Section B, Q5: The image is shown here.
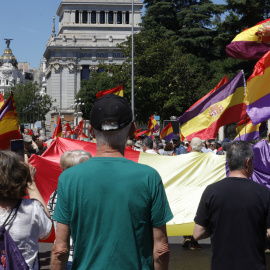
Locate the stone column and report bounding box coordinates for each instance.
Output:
[122,12,125,24]
[96,11,100,24]
[85,120,90,137]
[105,11,108,24]
[74,112,78,127]
[218,126,224,142]
[71,10,76,24]
[79,11,82,24]
[88,11,91,24]
[78,111,83,123]
[114,12,117,24]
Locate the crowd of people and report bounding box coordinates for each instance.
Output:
[0,94,270,270]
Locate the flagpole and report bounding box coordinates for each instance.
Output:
[131,0,135,120]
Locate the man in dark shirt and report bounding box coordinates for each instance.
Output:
[193,141,270,270]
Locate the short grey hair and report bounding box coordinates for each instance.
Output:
[142,138,153,149]
[39,135,47,142]
[227,141,254,171]
[60,150,92,171]
[190,137,203,152]
[93,121,132,150]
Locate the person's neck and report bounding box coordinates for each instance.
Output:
[229,170,248,179]
[95,144,125,157]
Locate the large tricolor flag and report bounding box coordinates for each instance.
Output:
[178,71,247,141]
[96,84,124,99]
[0,94,4,109]
[0,93,21,150]
[29,137,270,244]
[160,122,174,141]
[226,19,270,61]
[187,75,228,111]
[52,117,62,139]
[148,115,160,133]
[234,117,260,141]
[246,51,270,125]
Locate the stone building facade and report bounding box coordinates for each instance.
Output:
[43,0,143,129]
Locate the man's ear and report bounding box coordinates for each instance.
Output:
[89,125,95,138]
[128,122,136,139]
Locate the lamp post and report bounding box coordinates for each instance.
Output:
[32,101,36,127]
[28,105,32,128]
[71,98,84,138]
[36,95,42,121]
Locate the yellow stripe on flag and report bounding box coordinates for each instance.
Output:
[181,86,245,137]
[0,112,20,136]
[138,152,226,233]
[232,24,263,42]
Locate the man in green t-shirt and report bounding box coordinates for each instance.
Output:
[51,94,173,270]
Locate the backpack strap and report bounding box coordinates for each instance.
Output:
[2,199,22,229]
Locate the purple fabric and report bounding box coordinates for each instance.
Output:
[246,92,270,125]
[0,99,13,122]
[234,131,259,142]
[0,226,29,270]
[226,41,270,61]
[164,133,174,141]
[251,140,270,189]
[178,71,244,124]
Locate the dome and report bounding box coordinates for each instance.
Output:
[0,46,18,67]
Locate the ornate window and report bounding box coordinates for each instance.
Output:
[108,11,113,24]
[75,11,79,23]
[82,11,88,24]
[91,11,96,24]
[117,12,122,24]
[100,11,105,24]
[126,11,130,24]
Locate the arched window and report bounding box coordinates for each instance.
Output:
[88,53,92,57]
[100,53,104,58]
[126,11,130,24]
[81,65,90,81]
[96,53,100,58]
[117,12,122,24]
[113,53,116,58]
[105,53,108,58]
[75,10,79,23]
[91,11,96,24]
[80,53,84,57]
[108,11,113,24]
[82,11,88,23]
[100,11,105,24]
[117,53,121,58]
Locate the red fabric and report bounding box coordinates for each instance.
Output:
[73,119,83,134]
[187,75,228,111]
[78,132,88,139]
[28,130,34,136]
[29,137,140,243]
[52,117,62,139]
[96,84,123,99]
[0,94,3,102]
[248,51,270,82]
[0,130,21,150]
[62,123,72,136]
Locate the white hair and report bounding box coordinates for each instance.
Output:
[60,150,92,171]
[94,121,132,150]
[190,137,203,152]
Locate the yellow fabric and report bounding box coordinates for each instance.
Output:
[138,152,227,236]
[246,65,270,104]
[0,101,4,109]
[234,121,259,140]
[180,86,245,137]
[115,90,124,97]
[0,111,20,135]
[232,24,262,42]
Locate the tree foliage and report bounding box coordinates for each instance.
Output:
[4,82,54,124]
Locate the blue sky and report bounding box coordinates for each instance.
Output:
[0,0,225,69]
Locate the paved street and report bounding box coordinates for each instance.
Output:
[38,236,270,269]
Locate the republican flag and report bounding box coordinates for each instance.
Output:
[234,117,261,141]
[187,75,228,111]
[180,133,185,142]
[178,71,247,141]
[160,122,174,141]
[134,128,142,138]
[78,132,88,140]
[52,117,62,139]
[246,51,270,125]
[73,119,83,135]
[0,93,21,150]
[0,94,4,109]
[96,84,124,99]
[135,129,154,140]
[62,123,72,137]
[226,18,270,61]
[148,115,160,133]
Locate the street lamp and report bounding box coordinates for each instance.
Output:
[32,101,36,126]
[36,95,42,121]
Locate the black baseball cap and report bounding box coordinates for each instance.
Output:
[90,94,133,131]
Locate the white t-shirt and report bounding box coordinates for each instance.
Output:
[0,199,52,270]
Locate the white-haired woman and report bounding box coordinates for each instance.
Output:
[47,150,92,270]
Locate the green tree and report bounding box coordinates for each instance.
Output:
[4,82,54,124]
[75,72,115,119]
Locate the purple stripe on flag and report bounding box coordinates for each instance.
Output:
[0,99,13,122]
[246,92,270,125]
[178,72,244,124]
[234,131,259,142]
[164,133,174,142]
[226,41,270,61]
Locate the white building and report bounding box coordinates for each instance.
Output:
[43,0,143,129]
